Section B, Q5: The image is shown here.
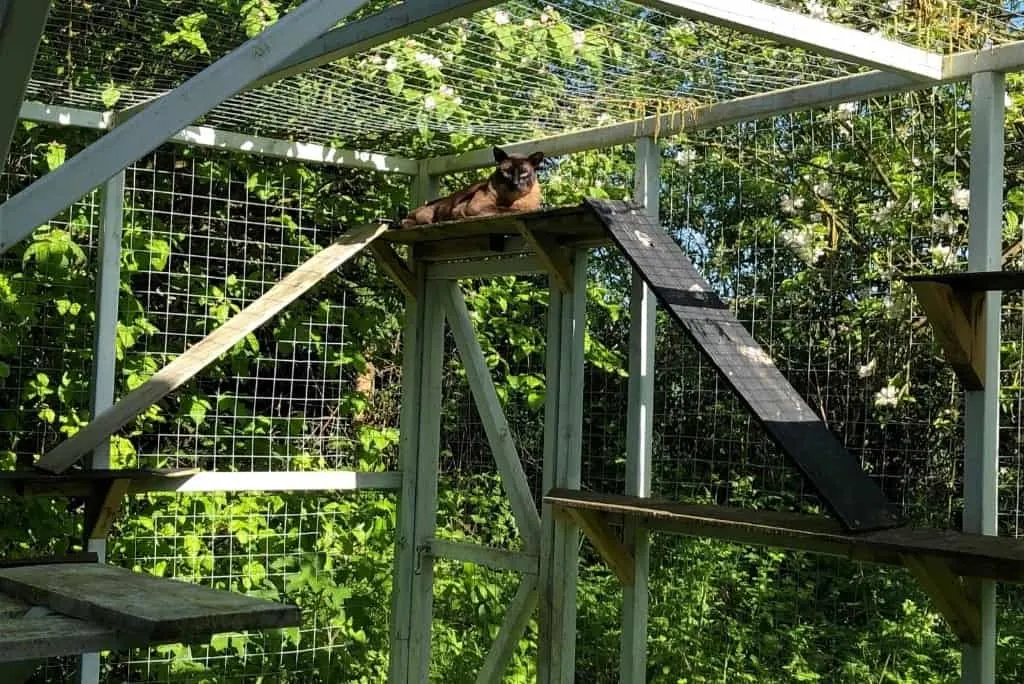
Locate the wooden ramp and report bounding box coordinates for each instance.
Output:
[583,199,897,532]
[36,222,389,474]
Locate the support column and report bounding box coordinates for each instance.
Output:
[538,249,588,684]
[78,171,125,684]
[621,138,659,683]
[389,264,445,684]
[962,72,1004,684]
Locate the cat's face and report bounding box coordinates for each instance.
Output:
[493,147,545,192]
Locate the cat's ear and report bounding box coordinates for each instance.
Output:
[493,147,509,163]
[527,151,545,167]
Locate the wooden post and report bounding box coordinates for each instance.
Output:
[77,171,124,684]
[621,137,659,683]
[962,70,1004,684]
[537,249,587,683]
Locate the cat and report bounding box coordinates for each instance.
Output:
[398,147,545,228]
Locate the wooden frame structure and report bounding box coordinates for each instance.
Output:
[0,2,1022,683]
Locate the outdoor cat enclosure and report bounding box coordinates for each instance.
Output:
[2,0,1024,683]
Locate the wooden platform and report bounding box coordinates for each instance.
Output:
[380,205,610,262]
[0,468,200,497]
[545,489,1024,582]
[0,563,300,662]
[903,271,1024,390]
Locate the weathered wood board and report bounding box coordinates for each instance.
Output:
[37,222,388,474]
[0,615,122,662]
[585,198,897,532]
[905,270,1024,292]
[545,489,1024,583]
[0,563,300,641]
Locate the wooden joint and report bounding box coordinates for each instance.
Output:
[85,478,131,541]
[561,506,635,586]
[369,242,416,298]
[901,553,981,645]
[516,222,573,293]
[909,281,986,390]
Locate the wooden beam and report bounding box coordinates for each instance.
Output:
[908,281,985,390]
[562,508,634,586]
[517,223,574,294]
[0,0,53,175]
[476,575,538,684]
[369,242,416,298]
[905,270,1024,293]
[634,0,942,79]
[901,554,981,645]
[543,489,1024,584]
[0,614,123,663]
[36,223,388,474]
[84,479,130,541]
[427,539,538,575]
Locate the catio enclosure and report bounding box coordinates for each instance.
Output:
[4,0,1024,682]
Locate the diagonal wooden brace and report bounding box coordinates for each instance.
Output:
[908,281,986,390]
[84,478,131,542]
[516,222,574,294]
[369,242,416,298]
[36,223,387,474]
[562,507,635,586]
[901,553,981,645]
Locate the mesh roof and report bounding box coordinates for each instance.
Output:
[26,0,1024,157]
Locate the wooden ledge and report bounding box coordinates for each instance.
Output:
[905,270,1024,292]
[545,489,1017,644]
[0,468,200,497]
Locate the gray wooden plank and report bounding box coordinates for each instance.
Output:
[904,270,1024,293]
[585,198,898,532]
[0,594,27,618]
[0,615,123,662]
[0,564,300,641]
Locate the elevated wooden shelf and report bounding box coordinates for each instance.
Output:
[0,562,301,663]
[545,488,1024,645]
[380,205,610,262]
[902,271,1024,390]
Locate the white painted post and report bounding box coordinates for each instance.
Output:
[537,249,588,683]
[962,71,1004,684]
[621,138,660,683]
[77,171,124,684]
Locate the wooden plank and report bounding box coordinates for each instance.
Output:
[37,222,388,474]
[426,254,547,280]
[905,270,1024,293]
[0,553,98,569]
[0,564,300,641]
[0,468,198,497]
[588,198,898,532]
[0,615,123,662]
[901,554,981,645]
[383,205,598,244]
[136,469,402,494]
[543,489,1024,583]
[369,242,416,298]
[85,478,130,540]
[908,281,985,390]
[564,508,634,586]
[0,595,28,618]
[476,575,538,684]
[517,224,573,293]
[427,539,539,575]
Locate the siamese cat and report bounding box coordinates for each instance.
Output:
[399,147,544,228]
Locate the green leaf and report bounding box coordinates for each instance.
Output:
[100,84,122,108]
[44,143,66,171]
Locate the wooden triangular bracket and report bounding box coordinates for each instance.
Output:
[907,281,986,390]
[556,505,634,586]
[900,553,981,645]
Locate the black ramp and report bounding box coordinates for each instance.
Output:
[585,199,899,532]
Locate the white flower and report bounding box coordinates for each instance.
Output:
[424,95,436,111]
[874,385,899,408]
[930,244,953,266]
[872,200,895,223]
[911,156,922,167]
[439,85,454,97]
[836,101,857,120]
[524,18,535,27]
[415,51,442,69]
[1006,91,1015,109]
[886,0,903,10]
[908,196,921,212]
[384,56,398,72]
[674,148,697,166]
[540,11,551,23]
[951,186,970,209]
[858,359,877,378]
[934,212,957,235]
[813,180,833,199]
[809,212,823,224]
[573,30,585,49]
[453,96,463,106]
[779,194,797,215]
[494,10,511,25]
[370,55,383,65]
[805,0,827,20]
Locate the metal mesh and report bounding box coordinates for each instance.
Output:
[31,0,1012,156]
